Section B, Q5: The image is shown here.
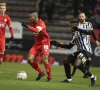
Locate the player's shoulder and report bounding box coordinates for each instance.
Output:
[86,21,92,25]
[4,14,11,19]
[38,19,45,24]
[37,19,46,27]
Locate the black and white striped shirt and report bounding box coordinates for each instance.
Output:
[71,22,93,54]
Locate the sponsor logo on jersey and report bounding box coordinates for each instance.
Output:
[4,19,7,22]
[0,22,6,28]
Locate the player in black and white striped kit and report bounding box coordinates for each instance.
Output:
[71,13,100,78]
[50,13,100,86]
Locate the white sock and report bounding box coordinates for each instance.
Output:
[67,79,72,81]
[90,74,94,78]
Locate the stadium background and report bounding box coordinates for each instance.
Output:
[2,0,100,67]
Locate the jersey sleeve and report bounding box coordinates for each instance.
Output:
[7,16,12,27]
[89,22,93,31]
[70,35,75,45]
[7,16,14,36]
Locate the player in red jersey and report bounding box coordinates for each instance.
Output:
[0,2,14,73]
[21,11,52,82]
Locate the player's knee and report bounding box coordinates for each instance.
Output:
[74,63,80,67]
[43,55,48,60]
[42,55,49,64]
[27,54,35,63]
[87,58,91,61]
[63,58,69,64]
[0,51,4,54]
[27,57,33,63]
[74,61,81,67]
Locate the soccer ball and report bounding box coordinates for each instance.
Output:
[17,71,27,80]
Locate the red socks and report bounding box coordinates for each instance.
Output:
[0,54,4,65]
[44,64,52,79]
[29,61,43,74]
[29,61,52,79]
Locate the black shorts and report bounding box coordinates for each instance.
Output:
[66,50,93,65]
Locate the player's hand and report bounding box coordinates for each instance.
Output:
[96,40,100,46]
[9,36,14,41]
[50,40,58,46]
[21,22,28,28]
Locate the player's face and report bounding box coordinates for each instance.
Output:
[79,13,86,22]
[29,13,36,23]
[70,22,77,32]
[0,6,6,14]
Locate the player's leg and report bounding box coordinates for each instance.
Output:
[71,66,77,76]
[0,51,4,66]
[73,58,91,78]
[42,44,52,82]
[83,58,91,78]
[86,58,91,70]
[74,52,96,86]
[0,39,5,73]
[61,52,78,83]
[0,51,4,73]
[42,55,52,82]
[27,46,44,80]
[61,57,72,83]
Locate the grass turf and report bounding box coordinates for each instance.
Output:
[0,62,100,90]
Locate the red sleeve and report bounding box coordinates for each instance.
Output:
[7,16,14,36]
[7,16,12,27]
[28,26,39,33]
[9,27,14,36]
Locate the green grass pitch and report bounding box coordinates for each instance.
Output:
[0,62,100,90]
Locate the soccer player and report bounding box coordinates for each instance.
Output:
[0,2,14,73]
[51,19,96,86]
[21,11,52,82]
[71,13,100,78]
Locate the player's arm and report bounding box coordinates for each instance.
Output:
[91,30,97,41]
[72,22,94,35]
[28,25,42,32]
[7,17,14,37]
[91,30,100,46]
[74,27,99,42]
[50,41,74,49]
[73,26,97,41]
[21,22,42,33]
[72,27,92,35]
[73,26,100,46]
[57,43,74,49]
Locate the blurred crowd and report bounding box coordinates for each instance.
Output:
[73,0,100,29]
[35,0,100,29]
[35,0,55,22]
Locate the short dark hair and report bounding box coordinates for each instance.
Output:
[30,10,38,14]
[70,19,78,23]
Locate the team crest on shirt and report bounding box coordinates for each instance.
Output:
[4,19,7,22]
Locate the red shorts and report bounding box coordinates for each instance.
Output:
[29,44,50,56]
[0,39,5,52]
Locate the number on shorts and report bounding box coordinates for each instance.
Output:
[78,53,83,57]
[82,57,86,64]
[44,45,48,49]
[77,53,86,64]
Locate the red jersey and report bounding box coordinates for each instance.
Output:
[0,14,13,39]
[31,19,50,45]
